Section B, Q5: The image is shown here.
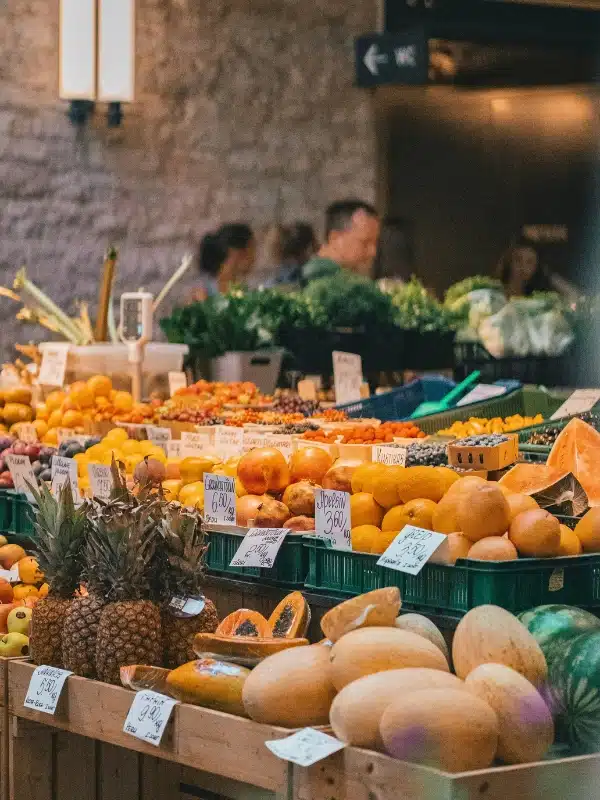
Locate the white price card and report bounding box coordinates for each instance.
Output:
[315,489,351,550]
[372,445,407,466]
[265,728,346,767]
[5,454,37,501]
[377,525,446,576]
[332,351,362,406]
[168,371,187,397]
[18,424,38,444]
[203,473,237,526]
[214,426,244,460]
[166,440,182,459]
[87,463,114,500]
[243,430,267,452]
[51,456,80,501]
[0,564,21,584]
[146,426,171,452]
[456,384,506,407]
[57,429,89,446]
[38,343,69,387]
[168,595,206,618]
[551,389,600,420]
[264,434,293,460]
[24,665,72,715]
[229,528,287,569]
[123,690,179,747]
[180,431,211,457]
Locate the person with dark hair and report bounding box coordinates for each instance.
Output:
[267,222,318,285]
[195,223,256,299]
[301,200,380,284]
[497,238,578,300]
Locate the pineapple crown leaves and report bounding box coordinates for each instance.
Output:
[158,504,208,599]
[28,480,87,599]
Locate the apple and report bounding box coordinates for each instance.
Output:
[0,632,29,657]
[7,607,32,636]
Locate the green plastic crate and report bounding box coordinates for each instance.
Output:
[417,386,570,435]
[6,492,34,539]
[304,536,600,616]
[206,529,307,587]
[0,490,13,533]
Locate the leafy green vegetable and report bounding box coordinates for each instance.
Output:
[386,277,455,333]
[302,274,396,330]
[444,276,503,308]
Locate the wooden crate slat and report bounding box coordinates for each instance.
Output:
[98,743,140,800]
[140,755,183,800]
[179,764,284,800]
[9,717,53,800]
[54,731,97,800]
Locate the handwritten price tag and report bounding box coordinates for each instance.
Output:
[51,456,80,502]
[5,454,37,501]
[265,728,346,767]
[88,463,113,500]
[551,389,600,420]
[315,489,351,550]
[214,426,244,460]
[377,525,446,576]
[166,440,182,459]
[372,445,407,466]
[146,426,171,452]
[332,351,362,406]
[243,431,267,452]
[57,429,89,446]
[203,473,237,526]
[123,690,179,747]
[229,528,287,568]
[264,434,293,460]
[24,665,72,715]
[18,424,38,444]
[38,344,69,387]
[168,595,206,618]
[180,432,211,457]
[168,371,187,397]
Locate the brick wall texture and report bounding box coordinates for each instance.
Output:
[0,0,376,362]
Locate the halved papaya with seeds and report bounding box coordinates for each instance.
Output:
[268,591,311,639]
[215,609,271,638]
[193,633,309,666]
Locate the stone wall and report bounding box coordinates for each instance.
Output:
[0,0,376,361]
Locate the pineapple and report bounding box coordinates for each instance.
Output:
[29,481,86,668]
[160,505,218,668]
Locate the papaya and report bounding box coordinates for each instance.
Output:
[120,665,172,695]
[166,658,250,716]
[193,633,308,667]
[215,609,271,638]
[547,418,600,506]
[320,587,401,643]
[268,592,311,638]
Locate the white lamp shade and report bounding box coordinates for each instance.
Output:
[98,0,136,103]
[59,0,97,100]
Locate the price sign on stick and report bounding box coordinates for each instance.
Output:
[265,728,346,767]
[24,666,72,715]
[38,344,69,387]
[180,432,211,457]
[203,473,237,526]
[123,690,179,746]
[332,351,362,405]
[229,528,287,568]
[372,445,407,466]
[166,440,182,459]
[377,525,446,575]
[88,463,114,500]
[5,454,37,501]
[51,456,80,502]
[168,372,187,397]
[315,489,351,550]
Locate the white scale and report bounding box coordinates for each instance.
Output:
[119,291,154,403]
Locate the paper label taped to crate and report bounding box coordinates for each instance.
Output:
[123,690,179,746]
[51,456,80,503]
[243,431,268,451]
[146,426,171,450]
[264,434,293,459]
[377,525,446,576]
[229,528,287,568]
[549,568,565,593]
[38,343,69,387]
[203,473,237,526]
[24,665,72,715]
[457,384,506,407]
[315,489,351,550]
[5,454,37,501]
[180,431,211,457]
[265,728,346,767]
[88,463,114,500]
[214,426,244,459]
[333,351,362,405]
[168,595,206,619]
[372,445,407,466]
[551,389,600,420]
[168,371,187,397]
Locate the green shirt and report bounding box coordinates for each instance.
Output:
[301,256,341,284]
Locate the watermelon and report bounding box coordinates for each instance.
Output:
[547,631,600,752]
[518,605,600,666]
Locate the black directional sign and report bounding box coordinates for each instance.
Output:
[355,31,429,88]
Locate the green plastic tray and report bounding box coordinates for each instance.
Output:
[304,536,600,616]
[417,386,570,435]
[6,492,34,539]
[206,529,308,588]
[0,490,13,533]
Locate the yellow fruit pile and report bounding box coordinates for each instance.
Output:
[438,415,543,437]
[162,454,247,510]
[0,386,35,436]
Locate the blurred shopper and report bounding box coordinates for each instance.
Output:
[195,223,256,299]
[302,200,380,284]
[497,238,578,301]
[268,222,318,286]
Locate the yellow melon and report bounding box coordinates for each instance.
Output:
[165,659,250,716]
[242,644,336,727]
[452,605,547,687]
[465,663,554,764]
[394,614,449,661]
[380,688,498,772]
[329,668,465,750]
[320,587,401,643]
[329,627,449,691]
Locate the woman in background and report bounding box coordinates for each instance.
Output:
[266,222,318,286]
[497,238,578,302]
[195,223,256,299]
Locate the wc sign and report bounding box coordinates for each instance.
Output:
[355,31,428,87]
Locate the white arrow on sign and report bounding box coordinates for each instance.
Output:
[364,44,389,76]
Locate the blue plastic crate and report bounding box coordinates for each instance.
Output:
[334,376,455,421]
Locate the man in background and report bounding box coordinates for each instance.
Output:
[302,199,380,284]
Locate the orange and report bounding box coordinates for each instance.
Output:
[45,390,66,412]
[113,391,134,412]
[506,493,539,522]
[35,403,50,422]
[18,556,44,585]
[87,374,113,398]
[95,396,110,410]
[372,466,405,509]
[351,462,387,495]
[432,476,488,534]
[467,537,518,561]
[558,524,583,557]
[382,499,438,533]
[350,493,385,528]
[396,467,446,503]
[371,528,399,555]
[434,467,460,497]
[103,428,129,445]
[509,509,561,558]
[69,385,94,409]
[42,429,58,446]
[62,409,84,429]
[180,456,221,485]
[33,419,48,439]
[47,409,63,429]
[120,439,142,456]
[13,584,39,601]
[574,508,600,553]
[351,525,381,554]
[235,477,247,498]
[73,453,89,478]
[179,482,205,510]
[124,454,144,475]
[458,484,510,543]
[38,583,49,599]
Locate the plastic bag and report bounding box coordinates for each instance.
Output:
[479,303,531,357]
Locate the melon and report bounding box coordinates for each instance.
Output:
[380,688,498,772]
[452,605,547,687]
[518,605,600,668]
[329,668,464,750]
[465,663,554,764]
[394,614,449,661]
[457,483,510,542]
[499,463,567,497]
[320,587,401,643]
[547,418,600,506]
[242,644,336,727]
[329,627,449,691]
[166,659,250,716]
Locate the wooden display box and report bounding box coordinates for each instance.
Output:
[448,434,518,471]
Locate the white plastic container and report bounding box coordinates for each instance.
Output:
[210,349,284,395]
[39,342,188,396]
